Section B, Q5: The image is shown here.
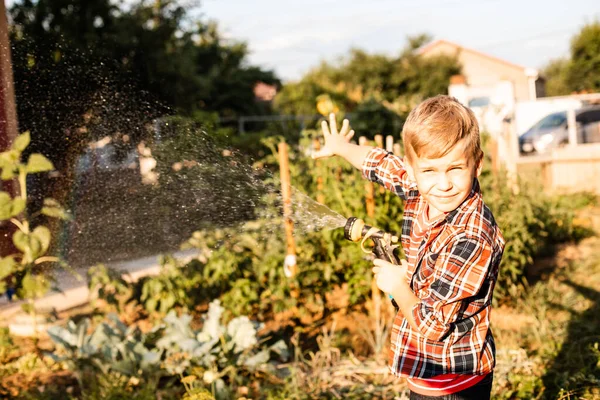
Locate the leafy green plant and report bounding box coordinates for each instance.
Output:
[88,264,134,314]
[0,131,70,318]
[172,131,405,321]
[140,254,204,315]
[159,300,289,398]
[47,313,162,386]
[48,301,287,399]
[0,327,15,363]
[479,166,595,301]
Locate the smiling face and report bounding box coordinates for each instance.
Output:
[406,138,483,220]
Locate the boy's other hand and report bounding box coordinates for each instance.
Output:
[312,113,355,159]
[372,259,408,296]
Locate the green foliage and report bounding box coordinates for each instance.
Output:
[349,98,404,139]
[159,300,288,399]
[88,264,134,313]
[0,132,69,307]
[480,167,594,301]
[47,314,162,378]
[9,0,280,179]
[181,220,290,318]
[169,130,405,319]
[48,301,286,399]
[0,327,15,364]
[140,255,203,315]
[274,39,461,137]
[566,21,600,93]
[542,58,571,97]
[542,21,600,95]
[133,124,593,321]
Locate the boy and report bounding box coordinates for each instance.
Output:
[313,95,505,400]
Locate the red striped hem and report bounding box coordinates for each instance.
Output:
[407,373,488,396]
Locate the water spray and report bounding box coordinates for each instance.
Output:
[344,217,400,310]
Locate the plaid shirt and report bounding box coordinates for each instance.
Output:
[362,148,505,378]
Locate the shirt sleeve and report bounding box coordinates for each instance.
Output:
[361,147,415,201]
[411,236,493,342]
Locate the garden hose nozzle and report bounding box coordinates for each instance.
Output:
[344,217,400,265]
[344,217,400,310]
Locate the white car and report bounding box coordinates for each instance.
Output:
[519,106,600,155]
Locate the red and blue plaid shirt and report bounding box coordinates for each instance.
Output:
[362,148,505,378]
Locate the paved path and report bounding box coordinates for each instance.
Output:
[0,249,198,321]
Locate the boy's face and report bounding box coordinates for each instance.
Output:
[406,139,482,219]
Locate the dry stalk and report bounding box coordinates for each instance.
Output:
[288,322,408,397]
[353,299,394,358]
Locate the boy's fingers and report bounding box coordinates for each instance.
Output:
[329,113,338,135]
[321,120,330,137]
[346,130,355,140]
[372,266,380,274]
[339,119,350,136]
[373,259,388,267]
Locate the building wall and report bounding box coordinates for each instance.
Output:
[421,42,532,102]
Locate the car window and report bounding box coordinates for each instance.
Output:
[535,112,567,129]
[468,97,490,108]
[578,110,600,125]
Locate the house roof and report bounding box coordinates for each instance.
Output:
[417,39,532,73]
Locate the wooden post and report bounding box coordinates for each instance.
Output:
[278,142,297,278]
[374,135,385,194]
[360,137,382,346]
[313,138,325,204]
[359,136,375,217]
[540,162,552,192]
[489,136,498,178]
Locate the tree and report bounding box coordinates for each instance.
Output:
[8,0,280,172]
[273,35,460,137]
[541,21,600,95]
[542,58,570,97]
[566,21,600,93]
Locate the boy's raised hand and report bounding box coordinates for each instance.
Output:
[312,113,355,159]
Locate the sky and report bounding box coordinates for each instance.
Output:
[200,0,600,81]
[5,0,599,82]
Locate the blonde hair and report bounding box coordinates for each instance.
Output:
[402,95,483,165]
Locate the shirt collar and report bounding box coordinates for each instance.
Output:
[443,178,482,226]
